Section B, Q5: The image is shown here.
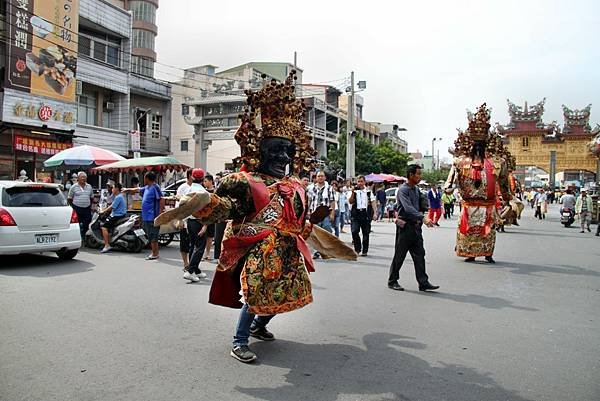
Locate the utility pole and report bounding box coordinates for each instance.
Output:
[345,71,355,179]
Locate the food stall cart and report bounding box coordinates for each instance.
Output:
[93,156,190,246]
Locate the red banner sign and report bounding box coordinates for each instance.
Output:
[14,135,72,155]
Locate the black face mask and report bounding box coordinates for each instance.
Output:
[257,137,295,178]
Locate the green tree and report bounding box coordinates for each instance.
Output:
[374,140,410,175]
[324,133,409,176]
[420,169,451,185]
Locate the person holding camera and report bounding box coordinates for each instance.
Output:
[388,164,439,292]
[348,175,378,256]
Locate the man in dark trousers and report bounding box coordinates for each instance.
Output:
[348,175,378,256]
[388,164,439,292]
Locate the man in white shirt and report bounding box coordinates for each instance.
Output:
[348,175,378,256]
[309,171,335,233]
[176,170,193,271]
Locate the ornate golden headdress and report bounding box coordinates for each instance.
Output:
[453,103,494,157]
[467,103,492,142]
[233,70,317,174]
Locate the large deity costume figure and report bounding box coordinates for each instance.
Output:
[155,72,355,363]
[445,104,511,263]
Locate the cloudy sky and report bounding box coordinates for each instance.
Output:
[155,0,599,160]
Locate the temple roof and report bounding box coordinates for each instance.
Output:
[562,104,592,134]
[505,98,546,129]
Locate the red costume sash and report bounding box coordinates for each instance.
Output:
[209,173,313,309]
[459,158,497,237]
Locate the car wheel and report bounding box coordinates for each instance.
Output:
[57,248,78,260]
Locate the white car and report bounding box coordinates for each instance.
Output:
[0,181,81,259]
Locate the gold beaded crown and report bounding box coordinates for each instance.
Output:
[233,70,317,174]
[467,103,492,141]
[453,104,497,157]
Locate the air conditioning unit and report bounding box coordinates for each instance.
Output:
[104,101,115,111]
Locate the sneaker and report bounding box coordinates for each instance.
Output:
[100,247,112,253]
[183,272,200,282]
[145,254,159,260]
[230,345,257,363]
[250,326,275,341]
[197,272,207,279]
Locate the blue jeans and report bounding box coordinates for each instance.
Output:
[340,211,346,231]
[333,210,341,237]
[233,303,275,347]
[317,215,333,233]
[378,203,385,220]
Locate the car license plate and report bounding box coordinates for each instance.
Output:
[134,229,146,237]
[36,234,58,244]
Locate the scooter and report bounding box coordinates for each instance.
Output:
[560,208,575,227]
[85,212,148,252]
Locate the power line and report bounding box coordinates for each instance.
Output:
[3,7,350,91]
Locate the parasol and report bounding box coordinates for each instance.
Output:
[93,156,190,174]
[43,145,125,170]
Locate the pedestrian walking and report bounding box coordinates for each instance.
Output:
[309,171,335,232]
[388,164,439,292]
[67,171,94,242]
[386,200,396,222]
[331,181,342,237]
[427,186,442,226]
[575,188,593,233]
[125,172,164,260]
[348,175,377,256]
[185,169,209,281]
[176,170,193,270]
[376,184,387,221]
[339,184,349,233]
[202,174,217,260]
[534,188,547,219]
[441,189,454,219]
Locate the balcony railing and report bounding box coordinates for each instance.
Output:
[140,135,170,154]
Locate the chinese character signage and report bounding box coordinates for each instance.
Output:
[6,0,79,103]
[14,135,72,155]
[1,88,77,131]
[130,130,141,152]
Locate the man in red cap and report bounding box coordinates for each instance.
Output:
[184,168,209,281]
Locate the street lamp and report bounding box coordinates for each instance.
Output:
[431,137,442,170]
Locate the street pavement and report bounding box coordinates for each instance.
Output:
[1,203,599,401]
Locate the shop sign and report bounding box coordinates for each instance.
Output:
[130,130,141,152]
[1,88,77,131]
[14,135,72,155]
[6,0,79,103]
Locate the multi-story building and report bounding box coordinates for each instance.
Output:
[301,84,342,157]
[75,0,171,159]
[74,0,132,157]
[174,62,305,173]
[497,99,600,186]
[338,94,381,146]
[377,123,408,153]
[0,0,83,181]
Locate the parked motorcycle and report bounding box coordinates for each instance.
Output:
[560,208,575,227]
[85,212,147,252]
